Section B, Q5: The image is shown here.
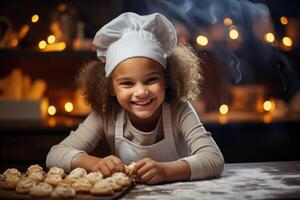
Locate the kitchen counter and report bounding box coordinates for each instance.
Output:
[124,161,300,199]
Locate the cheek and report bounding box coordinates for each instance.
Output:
[151,83,166,95]
[115,89,130,101]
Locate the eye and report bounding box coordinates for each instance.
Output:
[145,77,159,84]
[119,81,134,88]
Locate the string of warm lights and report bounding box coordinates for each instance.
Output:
[195,16,294,50]
[47,102,74,116]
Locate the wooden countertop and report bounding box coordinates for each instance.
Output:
[123,161,300,199]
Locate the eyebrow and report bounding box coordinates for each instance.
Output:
[115,72,161,82]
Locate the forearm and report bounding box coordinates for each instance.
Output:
[162,160,191,182]
[71,153,102,172]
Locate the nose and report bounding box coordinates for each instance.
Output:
[134,84,148,97]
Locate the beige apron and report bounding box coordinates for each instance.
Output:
[115,103,180,165]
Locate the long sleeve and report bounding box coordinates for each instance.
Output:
[173,102,224,180]
[46,111,105,172]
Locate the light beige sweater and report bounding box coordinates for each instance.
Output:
[46,101,224,180]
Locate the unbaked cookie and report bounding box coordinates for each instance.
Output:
[47,167,65,177]
[112,174,132,186]
[27,164,43,175]
[3,175,21,190]
[29,182,53,197]
[86,172,103,184]
[112,172,127,178]
[90,180,114,195]
[3,168,21,178]
[51,183,76,198]
[69,167,87,179]
[72,177,92,193]
[44,175,63,186]
[28,171,45,182]
[125,162,136,175]
[15,178,35,194]
[63,175,78,186]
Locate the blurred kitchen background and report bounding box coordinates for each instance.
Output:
[0,0,299,171]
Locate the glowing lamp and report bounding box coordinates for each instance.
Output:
[48,105,56,116]
[31,14,39,23]
[223,17,233,26]
[229,29,239,40]
[280,16,288,25]
[282,36,293,47]
[263,100,273,112]
[47,35,56,44]
[219,104,229,115]
[38,40,47,49]
[264,32,275,43]
[196,35,208,46]
[64,102,73,112]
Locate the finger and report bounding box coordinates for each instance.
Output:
[140,169,154,183]
[111,158,125,172]
[136,163,152,177]
[99,164,110,177]
[146,176,158,185]
[131,160,146,175]
[105,159,117,174]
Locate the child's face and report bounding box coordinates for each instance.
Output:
[111,57,166,121]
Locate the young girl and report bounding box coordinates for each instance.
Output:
[46,12,224,184]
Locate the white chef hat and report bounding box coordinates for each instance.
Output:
[92,12,177,77]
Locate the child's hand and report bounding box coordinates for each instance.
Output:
[131,158,166,184]
[91,155,125,177]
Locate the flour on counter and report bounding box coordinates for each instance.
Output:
[124,167,300,200]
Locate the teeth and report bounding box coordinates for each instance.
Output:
[133,99,151,105]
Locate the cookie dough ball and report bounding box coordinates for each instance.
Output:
[3,168,21,178]
[3,175,21,190]
[48,167,65,177]
[63,175,78,186]
[125,162,136,175]
[28,171,45,182]
[110,180,123,192]
[51,183,76,198]
[69,167,87,179]
[15,178,35,194]
[27,164,44,175]
[72,177,92,193]
[112,172,127,178]
[30,182,53,197]
[44,175,63,186]
[90,180,114,196]
[86,172,103,184]
[112,174,132,187]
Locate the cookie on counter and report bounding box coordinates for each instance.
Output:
[3,175,21,190]
[69,167,87,179]
[27,164,44,175]
[47,167,65,177]
[3,168,21,179]
[51,183,76,198]
[44,174,63,186]
[15,178,35,194]
[86,172,103,184]
[30,182,53,197]
[112,173,132,186]
[90,180,114,196]
[72,177,92,193]
[28,171,45,182]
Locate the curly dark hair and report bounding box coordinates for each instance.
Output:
[76,43,203,114]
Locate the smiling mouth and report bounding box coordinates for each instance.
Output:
[130,98,154,106]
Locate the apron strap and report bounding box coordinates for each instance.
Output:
[162,103,174,139]
[115,109,124,138]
